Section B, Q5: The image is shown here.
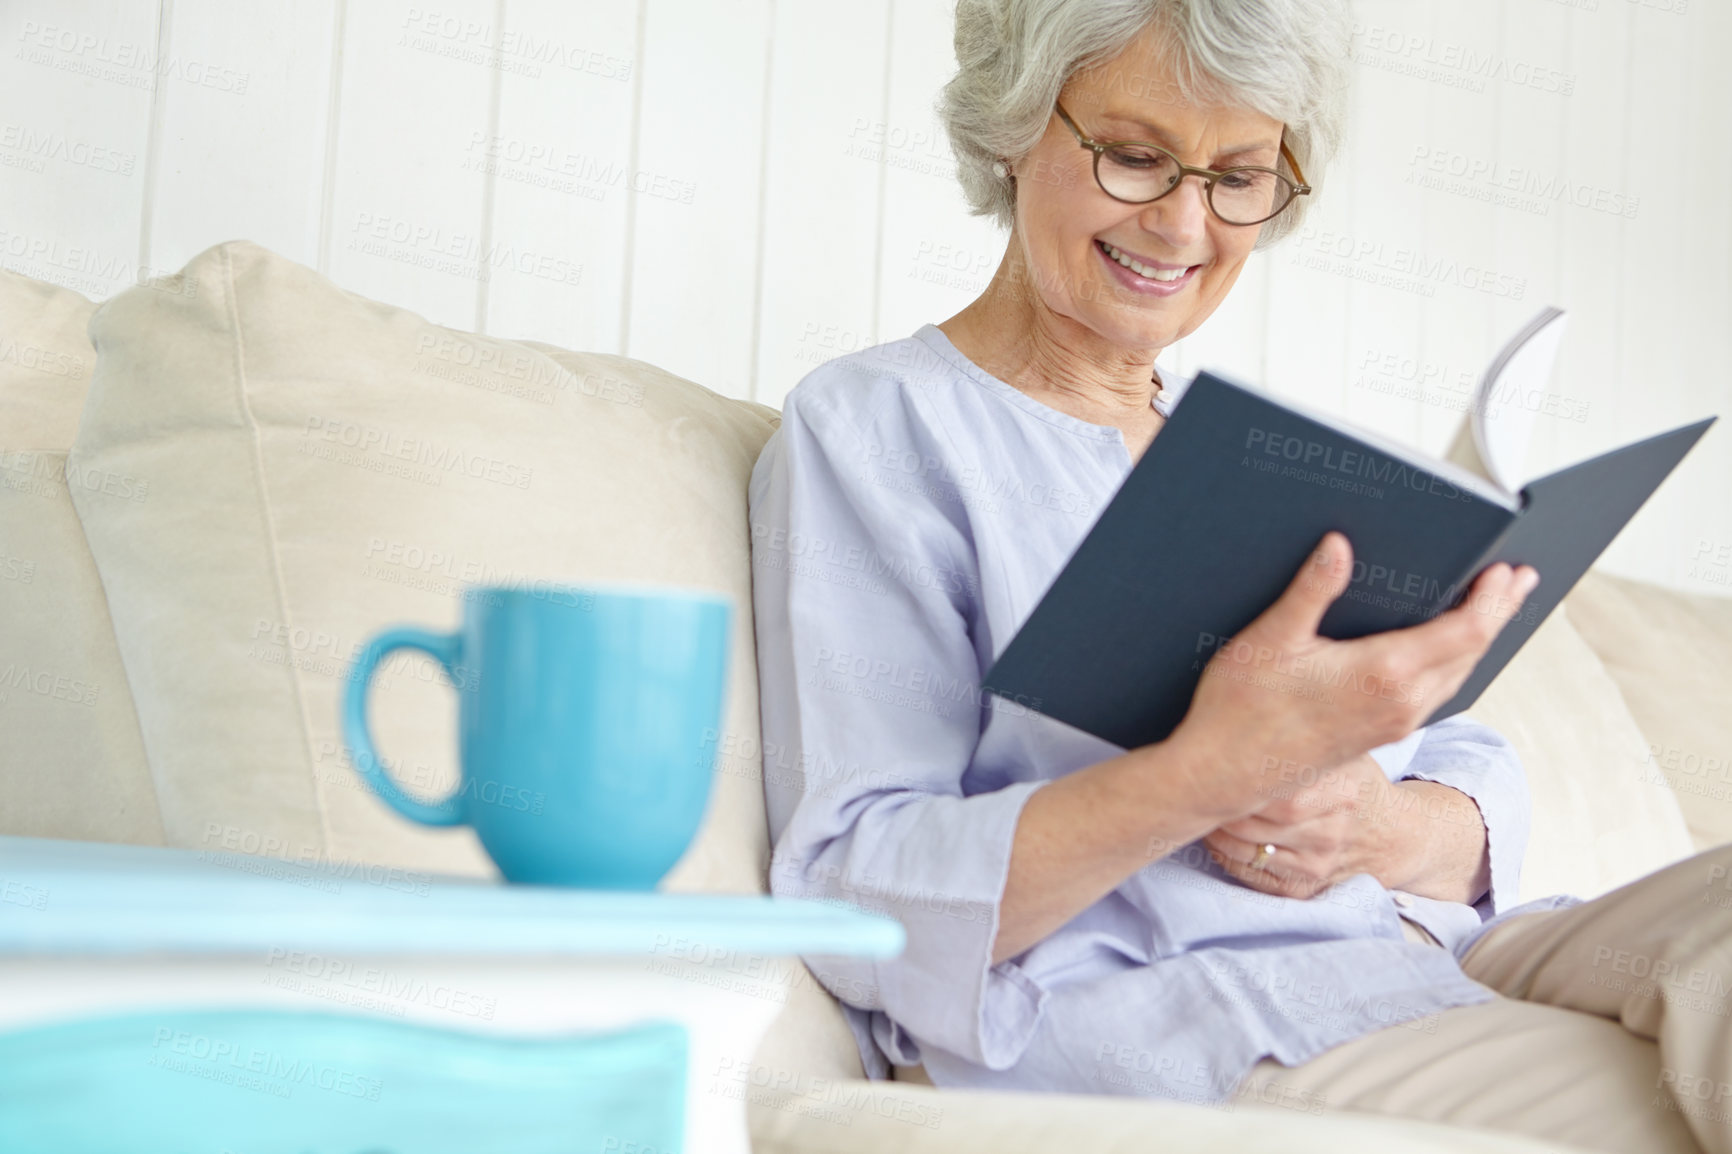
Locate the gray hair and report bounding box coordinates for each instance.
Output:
[938,0,1351,246]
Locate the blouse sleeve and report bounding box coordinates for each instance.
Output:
[749,383,1050,1071]
[1394,713,1531,917]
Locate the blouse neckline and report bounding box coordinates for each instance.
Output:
[913,324,1177,448]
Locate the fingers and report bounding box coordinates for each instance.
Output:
[1220,814,1307,844]
[1245,774,1361,824]
[1221,810,1350,855]
[1206,830,1288,886]
[1257,530,1354,642]
[1206,830,1322,899]
[1468,562,1541,630]
[1372,561,1541,702]
[1180,540,1541,825]
[1421,562,1539,647]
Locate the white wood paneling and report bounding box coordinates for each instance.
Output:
[623,0,771,400]
[0,0,159,299]
[321,0,499,331]
[143,0,338,274]
[478,0,638,353]
[1411,0,1509,460]
[1596,0,1731,586]
[2,0,1728,593]
[875,0,1005,349]
[1335,0,1426,448]
[752,0,893,411]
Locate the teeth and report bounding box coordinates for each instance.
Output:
[1102,241,1189,282]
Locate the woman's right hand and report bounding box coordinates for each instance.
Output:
[1167,530,1539,825]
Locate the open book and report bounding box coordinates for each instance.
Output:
[980,308,1717,751]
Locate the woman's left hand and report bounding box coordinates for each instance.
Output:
[1202,753,1490,904]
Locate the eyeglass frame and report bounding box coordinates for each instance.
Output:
[1051,100,1311,226]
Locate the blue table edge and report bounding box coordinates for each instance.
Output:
[0,835,905,960]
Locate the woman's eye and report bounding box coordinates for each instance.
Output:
[1107,147,1172,170]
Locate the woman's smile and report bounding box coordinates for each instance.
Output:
[1095,238,1200,296]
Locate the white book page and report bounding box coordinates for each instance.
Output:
[1471,307,1570,493]
[1203,308,1570,513]
[1254,387,1523,511]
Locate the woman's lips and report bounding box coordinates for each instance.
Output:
[1095,238,1198,296]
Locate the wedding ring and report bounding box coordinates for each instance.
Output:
[1250,843,1277,870]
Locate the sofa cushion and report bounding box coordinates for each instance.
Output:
[0,271,99,452]
[1467,604,1694,902]
[67,241,778,891]
[1564,570,1732,851]
[0,451,164,846]
[0,269,162,848]
[747,1078,1590,1153]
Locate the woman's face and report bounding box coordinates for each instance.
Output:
[1010,25,1287,353]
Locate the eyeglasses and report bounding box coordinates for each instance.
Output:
[1053,101,1310,227]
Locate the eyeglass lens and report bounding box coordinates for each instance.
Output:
[1096,145,1294,225]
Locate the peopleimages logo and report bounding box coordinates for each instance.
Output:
[1289,227,1527,300]
[861,440,1096,517]
[1243,427,1475,503]
[300,416,534,489]
[750,521,980,598]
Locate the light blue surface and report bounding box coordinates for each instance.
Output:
[0,1008,686,1154]
[343,583,733,888]
[0,836,904,960]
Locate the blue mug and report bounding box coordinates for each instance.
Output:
[342,583,732,888]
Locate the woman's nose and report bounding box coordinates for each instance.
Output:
[1138,175,1210,248]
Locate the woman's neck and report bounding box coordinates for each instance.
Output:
[937,245,1166,427]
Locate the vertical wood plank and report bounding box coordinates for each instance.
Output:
[1594,0,1731,590]
[875,0,1005,350]
[477,0,638,353]
[321,0,498,330]
[1471,0,1569,472]
[1335,0,1433,451]
[622,0,771,402]
[143,0,339,274]
[753,0,891,411]
[1405,0,1502,455]
[0,0,160,299]
[1667,0,1732,594]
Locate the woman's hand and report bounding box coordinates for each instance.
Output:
[992,531,1529,965]
[1202,754,1491,905]
[1202,752,1395,900]
[1163,530,1539,830]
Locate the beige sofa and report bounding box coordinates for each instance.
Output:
[4,240,1729,1154]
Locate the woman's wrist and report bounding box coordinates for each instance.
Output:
[1088,737,1230,864]
[1151,719,1268,830]
[1378,780,1491,904]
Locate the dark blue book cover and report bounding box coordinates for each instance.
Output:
[980,363,1715,752]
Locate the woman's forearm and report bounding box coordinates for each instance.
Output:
[996,765,1492,966]
[992,737,1231,966]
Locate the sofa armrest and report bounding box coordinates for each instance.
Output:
[748,1079,1592,1154]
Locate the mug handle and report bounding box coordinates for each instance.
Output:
[342,626,467,827]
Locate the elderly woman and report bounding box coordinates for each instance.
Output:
[749,2,1731,1151]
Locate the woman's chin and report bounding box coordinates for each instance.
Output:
[1074,306,1187,352]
